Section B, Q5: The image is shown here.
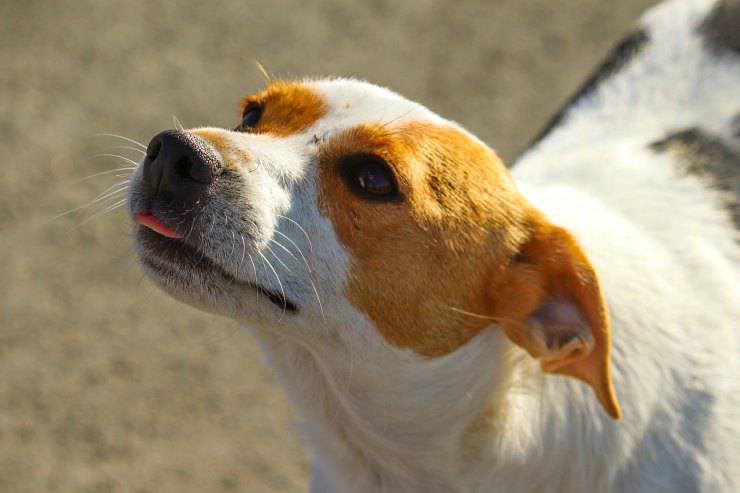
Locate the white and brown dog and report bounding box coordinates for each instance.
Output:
[127,0,739,491]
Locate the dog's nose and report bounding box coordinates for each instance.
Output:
[142,130,221,205]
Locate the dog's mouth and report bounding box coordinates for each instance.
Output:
[135,222,298,313]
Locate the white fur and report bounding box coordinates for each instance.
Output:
[129,0,739,491]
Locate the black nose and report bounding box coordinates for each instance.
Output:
[142,130,222,206]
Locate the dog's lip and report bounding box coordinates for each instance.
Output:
[135,226,298,312]
[134,212,182,239]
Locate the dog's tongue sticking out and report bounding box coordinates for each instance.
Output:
[134,212,182,239]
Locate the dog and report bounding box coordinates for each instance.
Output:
[126,0,739,491]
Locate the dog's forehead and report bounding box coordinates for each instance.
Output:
[239,78,487,150]
[305,78,448,131]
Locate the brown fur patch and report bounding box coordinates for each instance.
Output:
[239,81,327,136]
[318,122,532,356]
[316,121,620,417]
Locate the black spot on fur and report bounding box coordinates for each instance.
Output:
[526,29,650,150]
[651,128,740,227]
[701,0,740,54]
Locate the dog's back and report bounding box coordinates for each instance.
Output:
[514,0,739,490]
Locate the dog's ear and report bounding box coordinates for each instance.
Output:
[492,216,621,419]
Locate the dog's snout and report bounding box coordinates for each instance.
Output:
[142,130,222,205]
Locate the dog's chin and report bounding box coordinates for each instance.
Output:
[133,226,298,316]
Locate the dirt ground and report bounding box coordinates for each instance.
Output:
[0,1,657,491]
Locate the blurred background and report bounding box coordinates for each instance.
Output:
[0,1,657,491]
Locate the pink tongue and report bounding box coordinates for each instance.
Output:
[134,212,182,239]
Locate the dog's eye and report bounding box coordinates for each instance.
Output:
[356,161,393,195]
[340,154,400,200]
[240,104,263,130]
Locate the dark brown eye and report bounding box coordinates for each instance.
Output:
[340,154,400,201]
[240,104,262,130]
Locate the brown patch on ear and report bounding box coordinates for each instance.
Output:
[240,81,326,136]
[491,217,622,419]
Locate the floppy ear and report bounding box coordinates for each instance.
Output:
[491,217,622,419]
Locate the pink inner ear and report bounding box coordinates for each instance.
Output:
[529,298,595,361]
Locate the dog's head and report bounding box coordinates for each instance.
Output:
[128,78,620,419]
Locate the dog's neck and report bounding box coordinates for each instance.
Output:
[249,170,652,491]
[250,322,602,492]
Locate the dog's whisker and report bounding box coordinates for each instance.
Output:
[74,198,128,227]
[91,153,139,167]
[91,180,131,201]
[258,251,288,321]
[229,225,237,258]
[274,230,306,264]
[240,235,247,269]
[447,306,497,320]
[236,234,261,305]
[172,115,185,132]
[277,215,313,252]
[86,187,129,209]
[274,229,326,322]
[307,275,326,323]
[108,144,146,156]
[55,184,129,219]
[269,237,298,261]
[254,59,272,83]
[55,194,123,221]
[446,305,529,330]
[183,208,201,244]
[70,167,135,184]
[265,243,293,274]
[93,133,147,150]
[198,212,217,264]
[92,196,128,215]
[379,108,415,130]
[247,249,260,305]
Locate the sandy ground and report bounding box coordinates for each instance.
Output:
[0,1,657,491]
